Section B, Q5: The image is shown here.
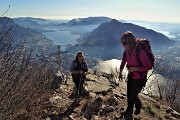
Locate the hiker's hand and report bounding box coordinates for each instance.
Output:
[83,72,87,75]
[129,67,139,72]
[79,71,83,74]
[119,73,123,81]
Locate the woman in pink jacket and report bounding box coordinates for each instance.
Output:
[119,31,151,117]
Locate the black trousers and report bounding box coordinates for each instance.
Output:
[72,75,85,98]
[126,75,146,113]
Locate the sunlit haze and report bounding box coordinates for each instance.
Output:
[1,0,180,23]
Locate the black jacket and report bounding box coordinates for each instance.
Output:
[70,60,88,80]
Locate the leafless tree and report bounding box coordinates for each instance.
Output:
[0,15,54,119]
[144,57,180,112]
[164,75,180,108]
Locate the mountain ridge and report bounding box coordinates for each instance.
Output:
[61,17,112,26]
[67,19,175,60]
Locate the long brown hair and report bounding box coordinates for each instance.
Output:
[121,31,136,51]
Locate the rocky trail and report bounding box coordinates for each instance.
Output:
[41,74,180,120]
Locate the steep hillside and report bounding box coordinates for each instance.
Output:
[1,17,39,38]
[0,17,52,47]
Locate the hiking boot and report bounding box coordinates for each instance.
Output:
[122,109,133,117]
[124,114,133,120]
[134,108,141,115]
[124,111,132,117]
[74,98,80,104]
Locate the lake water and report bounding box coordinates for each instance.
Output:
[43,30,80,51]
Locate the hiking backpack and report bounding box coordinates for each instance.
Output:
[135,38,155,69]
[123,38,155,69]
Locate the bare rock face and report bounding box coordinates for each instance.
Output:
[106,95,119,106]
[100,105,114,115]
[85,74,111,93]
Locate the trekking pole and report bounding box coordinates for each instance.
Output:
[57,45,63,84]
[142,59,163,92]
[85,75,88,86]
[57,45,62,72]
[82,75,85,93]
[84,72,90,91]
[147,59,162,80]
[76,76,81,99]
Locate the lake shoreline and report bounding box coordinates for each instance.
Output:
[42,30,80,51]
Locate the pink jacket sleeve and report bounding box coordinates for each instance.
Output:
[120,54,126,70]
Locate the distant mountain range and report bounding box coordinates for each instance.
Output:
[67,19,175,60]
[13,17,47,22]
[13,17,70,32]
[61,17,111,26]
[13,17,112,28]
[4,16,176,60]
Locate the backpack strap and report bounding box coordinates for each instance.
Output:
[135,47,142,66]
[135,47,148,78]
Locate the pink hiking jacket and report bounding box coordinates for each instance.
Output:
[120,48,151,79]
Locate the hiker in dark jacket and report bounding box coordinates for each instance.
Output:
[70,51,88,99]
[119,31,151,117]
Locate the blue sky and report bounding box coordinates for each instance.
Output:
[0,0,180,22]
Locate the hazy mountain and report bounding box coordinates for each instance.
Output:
[67,19,175,60]
[61,17,112,26]
[1,17,38,38]
[13,17,70,32]
[13,17,47,23]
[0,17,52,47]
[13,17,49,30]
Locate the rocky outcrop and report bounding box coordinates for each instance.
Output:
[85,74,111,93]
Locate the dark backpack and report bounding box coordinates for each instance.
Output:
[136,38,155,69]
